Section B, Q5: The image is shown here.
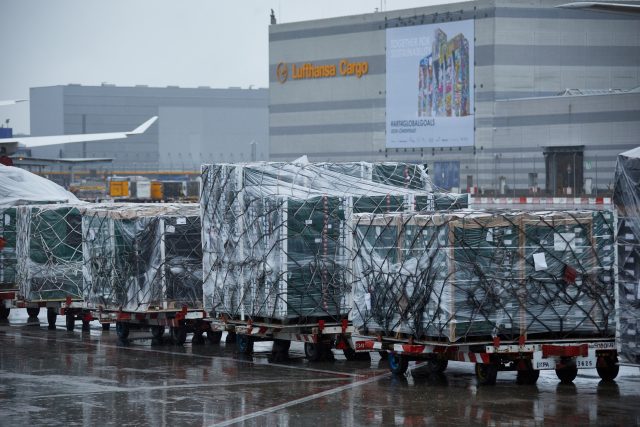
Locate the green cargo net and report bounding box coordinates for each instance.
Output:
[352,210,616,343]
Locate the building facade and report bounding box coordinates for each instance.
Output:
[30,84,269,172]
[269,0,640,196]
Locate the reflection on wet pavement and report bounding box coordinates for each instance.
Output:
[0,315,639,426]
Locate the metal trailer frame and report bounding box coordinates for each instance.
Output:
[8,295,94,331]
[206,317,360,362]
[94,306,210,345]
[350,334,619,385]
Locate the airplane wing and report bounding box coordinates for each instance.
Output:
[2,116,158,148]
[0,99,27,106]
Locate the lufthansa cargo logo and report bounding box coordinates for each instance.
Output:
[276,62,288,84]
[275,59,369,83]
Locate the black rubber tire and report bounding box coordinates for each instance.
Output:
[81,320,91,331]
[101,323,111,331]
[225,331,236,343]
[304,342,324,362]
[206,330,223,344]
[343,347,372,362]
[115,321,130,340]
[270,339,291,363]
[596,356,619,381]
[0,306,9,320]
[516,361,540,385]
[151,325,165,339]
[388,353,409,375]
[47,308,57,329]
[171,326,188,345]
[192,332,206,345]
[27,307,40,318]
[65,314,75,332]
[475,363,498,386]
[423,358,448,374]
[555,366,578,384]
[236,334,254,354]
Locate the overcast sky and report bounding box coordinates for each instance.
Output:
[1,0,463,134]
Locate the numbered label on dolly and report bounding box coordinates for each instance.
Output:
[532,352,554,370]
[575,353,597,369]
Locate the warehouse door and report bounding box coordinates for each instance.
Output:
[543,146,584,196]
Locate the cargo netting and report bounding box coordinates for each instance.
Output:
[1,166,80,292]
[201,161,466,323]
[614,147,640,363]
[80,203,202,312]
[16,204,84,301]
[351,209,616,343]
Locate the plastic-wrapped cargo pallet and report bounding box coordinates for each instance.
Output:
[80,203,202,312]
[614,147,640,364]
[200,160,463,323]
[16,204,84,302]
[351,209,616,342]
[1,165,79,298]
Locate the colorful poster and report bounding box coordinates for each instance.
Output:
[386,20,474,148]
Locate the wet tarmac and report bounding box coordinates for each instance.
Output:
[1,311,639,426]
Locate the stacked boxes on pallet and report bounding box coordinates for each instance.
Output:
[16,204,84,301]
[614,147,640,363]
[200,161,459,323]
[351,210,616,342]
[80,203,202,312]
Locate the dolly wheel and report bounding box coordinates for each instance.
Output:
[388,353,409,375]
[516,361,540,385]
[171,326,187,345]
[343,347,371,362]
[65,314,75,332]
[27,307,40,318]
[475,363,498,386]
[236,334,254,354]
[596,356,619,381]
[115,321,130,340]
[270,339,291,363]
[47,308,57,329]
[206,330,222,344]
[151,325,165,339]
[0,306,9,320]
[225,331,237,344]
[101,323,111,331]
[555,365,578,384]
[192,331,206,345]
[424,358,448,374]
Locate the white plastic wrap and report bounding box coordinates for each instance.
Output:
[80,203,202,312]
[0,165,79,208]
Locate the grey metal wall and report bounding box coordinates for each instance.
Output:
[29,84,269,171]
[268,0,640,195]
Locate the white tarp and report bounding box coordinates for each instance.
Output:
[0,165,80,208]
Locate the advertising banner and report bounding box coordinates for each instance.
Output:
[386,20,474,148]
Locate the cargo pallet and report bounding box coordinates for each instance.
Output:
[351,334,619,385]
[12,295,94,331]
[207,317,359,362]
[95,306,212,345]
